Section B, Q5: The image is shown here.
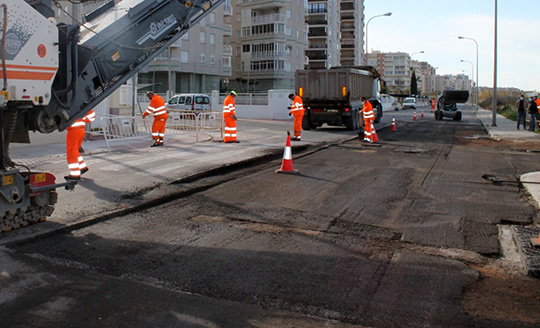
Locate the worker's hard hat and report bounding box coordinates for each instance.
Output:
[230,91,238,97]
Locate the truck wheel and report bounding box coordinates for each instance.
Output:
[302,115,311,130]
[374,104,382,123]
[455,111,462,121]
[344,116,354,130]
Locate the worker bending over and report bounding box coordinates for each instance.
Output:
[143,91,168,147]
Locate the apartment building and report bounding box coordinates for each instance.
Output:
[339,0,364,66]
[138,1,233,95]
[435,74,472,94]
[305,1,340,69]
[412,61,437,95]
[228,0,308,92]
[367,51,411,94]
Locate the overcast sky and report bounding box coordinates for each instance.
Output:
[364,0,539,91]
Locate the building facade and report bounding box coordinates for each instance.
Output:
[305,0,341,69]
[339,0,364,66]
[228,0,308,92]
[138,1,233,96]
[367,51,411,95]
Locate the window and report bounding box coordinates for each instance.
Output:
[209,33,215,45]
[199,53,205,63]
[242,44,251,53]
[200,32,205,43]
[209,13,215,24]
[210,55,215,65]
[180,51,188,63]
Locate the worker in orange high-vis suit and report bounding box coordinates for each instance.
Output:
[65,109,96,180]
[223,91,239,143]
[288,93,305,141]
[431,97,437,112]
[360,97,374,142]
[143,91,168,147]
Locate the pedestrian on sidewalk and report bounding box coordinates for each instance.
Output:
[360,97,374,142]
[288,93,304,141]
[223,91,239,143]
[143,91,168,147]
[65,109,95,180]
[528,96,538,132]
[515,94,528,130]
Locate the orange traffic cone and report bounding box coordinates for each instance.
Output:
[391,116,397,131]
[276,132,299,174]
[413,111,417,121]
[421,109,424,118]
[371,122,379,142]
[531,230,540,247]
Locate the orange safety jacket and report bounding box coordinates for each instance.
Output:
[223,94,236,117]
[143,94,168,119]
[361,100,374,121]
[289,95,304,116]
[67,109,96,130]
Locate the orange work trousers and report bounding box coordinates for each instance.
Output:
[293,113,303,138]
[363,119,373,141]
[224,116,237,142]
[66,127,86,177]
[152,118,167,144]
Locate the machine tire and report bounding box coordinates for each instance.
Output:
[455,111,462,121]
[344,116,354,131]
[302,115,311,130]
[374,103,382,123]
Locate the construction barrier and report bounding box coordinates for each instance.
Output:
[101,111,222,151]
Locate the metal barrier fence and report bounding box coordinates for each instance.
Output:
[101,112,222,151]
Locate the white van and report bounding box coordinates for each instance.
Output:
[167,94,211,111]
[402,97,417,110]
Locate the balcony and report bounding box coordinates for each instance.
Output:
[308,27,327,37]
[223,45,232,56]
[251,13,285,25]
[223,24,232,36]
[306,49,327,58]
[223,4,232,16]
[306,15,327,25]
[242,0,288,10]
[251,50,288,59]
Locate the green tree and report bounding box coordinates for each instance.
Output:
[410,70,418,96]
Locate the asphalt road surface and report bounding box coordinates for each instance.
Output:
[2,106,540,327]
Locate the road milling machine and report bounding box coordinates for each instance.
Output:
[0,0,224,231]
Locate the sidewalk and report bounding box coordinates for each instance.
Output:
[476,108,540,276]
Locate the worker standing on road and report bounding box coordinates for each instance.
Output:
[431,97,437,112]
[288,93,305,141]
[143,91,168,147]
[360,97,374,142]
[65,109,96,180]
[223,91,239,143]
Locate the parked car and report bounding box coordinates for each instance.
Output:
[402,97,416,110]
[167,94,211,111]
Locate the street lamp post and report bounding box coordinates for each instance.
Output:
[365,12,392,65]
[458,36,479,112]
[492,0,498,126]
[460,59,474,107]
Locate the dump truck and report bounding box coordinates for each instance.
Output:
[295,66,382,131]
[434,90,470,121]
[0,0,224,232]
